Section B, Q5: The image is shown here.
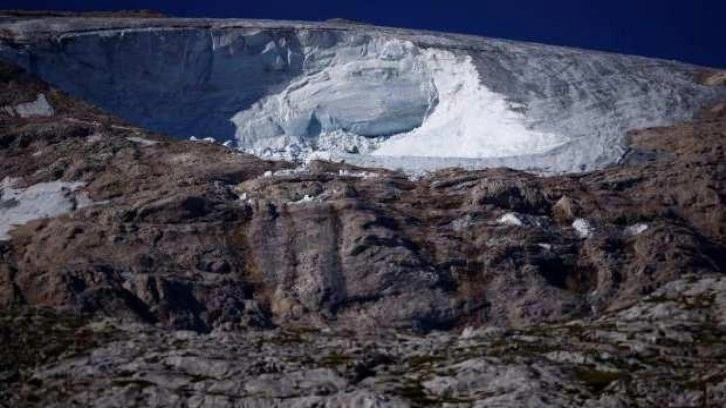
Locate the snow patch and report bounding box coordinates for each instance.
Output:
[0,178,90,240]
[236,191,255,206]
[189,136,217,143]
[337,169,379,179]
[258,165,378,180]
[497,213,525,227]
[624,223,649,237]
[289,194,321,205]
[127,136,159,146]
[273,168,309,177]
[2,94,55,118]
[86,133,105,144]
[496,212,550,228]
[572,218,595,239]
[259,166,311,179]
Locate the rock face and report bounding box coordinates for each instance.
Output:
[1,17,724,172]
[3,274,726,407]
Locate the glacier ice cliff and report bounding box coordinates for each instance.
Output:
[1,17,724,173]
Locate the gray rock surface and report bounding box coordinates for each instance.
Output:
[3,273,725,406]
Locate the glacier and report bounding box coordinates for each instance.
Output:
[1,17,724,173]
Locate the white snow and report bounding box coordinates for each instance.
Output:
[273,168,309,177]
[259,166,310,179]
[86,133,105,144]
[572,218,595,239]
[289,194,320,205]
[126,136,158,146]
[189,136,217,143]
[373,50,565,159]
[496,212,550,228]
[2,94,55,118]
[0,178,89,240]
[256,165,379,181]
[337,169,379,179]
[624,223,649,237]
[497,213,525,227]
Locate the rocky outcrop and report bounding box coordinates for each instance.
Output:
[3,274,726,406]
[701,70,726,86]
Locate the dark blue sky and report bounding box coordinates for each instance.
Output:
[4,0,724,68]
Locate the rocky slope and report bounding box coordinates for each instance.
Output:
[1,56,726,406]
[3,275,726,407]
[1,16,724,173]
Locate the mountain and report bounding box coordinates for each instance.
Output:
[1,16,724,173]
[1,14,726,407]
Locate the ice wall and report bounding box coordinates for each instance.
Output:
[230,36,437,160]
[1,18,723,173]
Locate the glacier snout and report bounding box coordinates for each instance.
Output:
[2,18,724,173]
